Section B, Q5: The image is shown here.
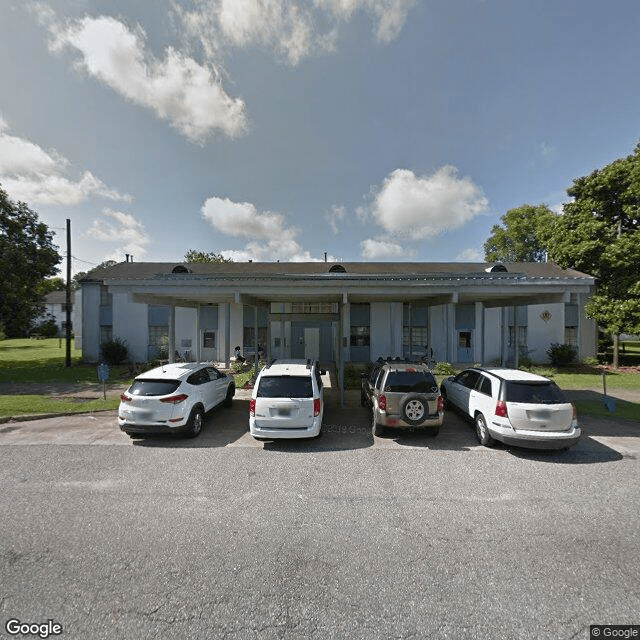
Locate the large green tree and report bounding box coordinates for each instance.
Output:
[545,143,640,367]
[484,204,555,262]
[0,186,61,337]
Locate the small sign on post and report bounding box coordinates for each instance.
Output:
[97,363,110,400]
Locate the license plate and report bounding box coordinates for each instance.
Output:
[278,407,291,416]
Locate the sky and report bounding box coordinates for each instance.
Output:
[1,0,639,276]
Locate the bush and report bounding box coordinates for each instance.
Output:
[33,318,58,338]
[546,343,577,367]
[101,337,129,365]
[433,362,457,376]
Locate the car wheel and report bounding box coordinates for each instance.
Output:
[185,406,204,439]
[371,407,384,436]
[400,394,427,425]
[224,385,235,408]
[475,412,494,447]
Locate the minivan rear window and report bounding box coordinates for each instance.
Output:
[385,371,437,393]
[129,379,181,397]
[503,381,567,404]
[257,376,313,398]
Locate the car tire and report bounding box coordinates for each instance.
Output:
[224,385,235,408]
[400,394,428,426]
[475,412,494,447]
[371,408,384,436]
[185,405,204,439]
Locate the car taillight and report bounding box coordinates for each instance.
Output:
[160,394,188,404]
[572,403,578,421]
[437,395,444,412]
[249,399,256,416]
[495,400,508,418]
[120,393,132,402]
[314,398,321,417]
[379,395,387,411]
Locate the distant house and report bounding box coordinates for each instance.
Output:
[76,261,597,378]
[40,290,75,335]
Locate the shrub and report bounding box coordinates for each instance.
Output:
[434,361,457,376]
[583,356,599,367]
[33,318,58,338]
[546,343,577,367]
[101,337,129,365]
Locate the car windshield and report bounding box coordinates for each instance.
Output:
[257,376,313,398]
[385,371,437,393]
[129,379,181,396]
[503,381,567,404]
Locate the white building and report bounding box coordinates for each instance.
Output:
[39,290,75,335]
[77,261,596,377]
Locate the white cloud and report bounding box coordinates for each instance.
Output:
[456,247,483,262]
[38,8,247,143]
[201,195,321,261]
[372,166,488,239]
[327,204,346,234]
[0,117,131,205]
[86,208,150,260]
[174,0,414,66]
[360,237,408,259]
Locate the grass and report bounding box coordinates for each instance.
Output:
[0,338,131,384]
[0,395,120,417]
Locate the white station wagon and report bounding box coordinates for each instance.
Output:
[118,362,235,438]
[440,367,580,450]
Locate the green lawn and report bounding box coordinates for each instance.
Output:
[0,395,120,417]
[0,338,130,384]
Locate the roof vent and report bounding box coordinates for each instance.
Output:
[329,264,346,273]
[486,264,508,273]
[172,265,190,274]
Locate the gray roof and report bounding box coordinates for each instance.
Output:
[82,261,594,282]
[43,290,75,304]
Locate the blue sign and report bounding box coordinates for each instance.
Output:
[97,364,110,382]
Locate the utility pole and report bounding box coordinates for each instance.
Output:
[65,219,72,368]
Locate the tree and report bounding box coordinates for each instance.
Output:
[484,204,555,262]
[184,249,233,263]
[0,186,61,337]
[545,143,640,367]
[37,277,65,296]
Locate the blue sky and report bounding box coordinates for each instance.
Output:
[1,0,639,275]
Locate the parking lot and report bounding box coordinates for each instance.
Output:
[1,388,639,639]
[2,388,639,461]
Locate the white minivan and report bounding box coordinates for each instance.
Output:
[249,359,325,439]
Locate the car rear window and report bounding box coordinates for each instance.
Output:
[257,375,313,398]
[503,381,567,404]
[385,371,437,393]
[129,379,181,397]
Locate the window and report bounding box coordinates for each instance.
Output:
[203,331,216,348]
[257,376,313,398]
[129,380,180,396]
[565,327,578,346]
[100,286,112,306]
[148,325,168,347]
[385,371,438,393]
[350,326,370,347]
[503,381,567,404]
[187,369,210,386]
[478,375,492,396]
[100,326,112,345]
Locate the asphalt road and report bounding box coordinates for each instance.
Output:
[1,396,639,640]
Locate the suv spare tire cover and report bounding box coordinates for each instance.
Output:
[400,393,428,425]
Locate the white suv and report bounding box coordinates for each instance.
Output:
[118,362,235,438]
[440,368,580,450]
[249,359,325,439]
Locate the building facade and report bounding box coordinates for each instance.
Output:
[77,261,596,377]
